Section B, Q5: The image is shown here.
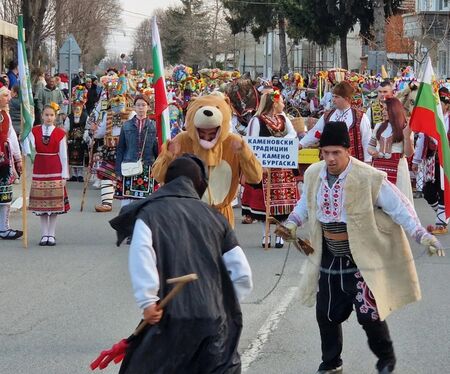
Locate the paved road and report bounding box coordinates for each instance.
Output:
[1,180,449,374]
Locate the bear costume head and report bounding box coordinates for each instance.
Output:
[185,94,232,166]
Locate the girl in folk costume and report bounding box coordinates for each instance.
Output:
[368,97,414,202]
[0,81,22,239]
[114,95,158,209]
[244,91,299,248]
[64,85,88,182]
[412,87,450,234]
[28,103,70,246]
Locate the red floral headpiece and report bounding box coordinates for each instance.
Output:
[270,90,281,102]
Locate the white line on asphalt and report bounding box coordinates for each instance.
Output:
[241,286,299,372]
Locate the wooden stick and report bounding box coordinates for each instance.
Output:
[19,109,27,248]
[132,273,198,336]
[80,141,95,212]
[21,153,27,248]
[264,168,271,250]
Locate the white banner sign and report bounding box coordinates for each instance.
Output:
[246,136,299,169]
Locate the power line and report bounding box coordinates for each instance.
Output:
[122,9,152,18]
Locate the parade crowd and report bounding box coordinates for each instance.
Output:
[1,60,448,374]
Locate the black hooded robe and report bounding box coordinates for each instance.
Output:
[110,176,243,374]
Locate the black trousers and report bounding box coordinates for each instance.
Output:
[423,160,444,206]
[316,248,396,371]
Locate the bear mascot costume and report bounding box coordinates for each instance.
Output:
[152,94,262,227]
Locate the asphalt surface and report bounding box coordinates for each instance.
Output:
[1,179,449,374]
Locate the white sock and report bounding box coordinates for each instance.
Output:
[40,215,49,237]
[48,214,57,237]
[100,180,114,206]
[0,204,10,231]
[436,205,447,226]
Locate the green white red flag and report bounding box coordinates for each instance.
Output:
[17,14,35,155]
[410,57,450,218]
[152,16,170,150]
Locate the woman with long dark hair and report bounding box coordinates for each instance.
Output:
[368,96,414,201]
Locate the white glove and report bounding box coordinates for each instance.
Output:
[420,233,446,257]
[284,221,297,239]
[83,130,91,144]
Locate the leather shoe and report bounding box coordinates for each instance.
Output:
[39,236,48,246]
[378,366,394,373]
[47,236,56,246]
[0,229,23,240]
[95,204,112,212]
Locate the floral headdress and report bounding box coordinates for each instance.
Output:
[269,90,281,102]
[49,102,60,113]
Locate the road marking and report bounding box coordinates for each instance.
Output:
[241,286,299,372]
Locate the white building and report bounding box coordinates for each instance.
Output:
[403,0,450,77]
[234,25,363,79]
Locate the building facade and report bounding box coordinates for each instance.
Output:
[403,0,450,78]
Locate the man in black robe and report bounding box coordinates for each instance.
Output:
[110,154,253,374]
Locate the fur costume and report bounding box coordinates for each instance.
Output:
[152,95,262,227]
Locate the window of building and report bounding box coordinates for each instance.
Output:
[439,0,449,10]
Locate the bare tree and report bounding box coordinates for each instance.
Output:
[53,0,122,71]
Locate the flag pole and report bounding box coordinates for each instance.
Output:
[20,110,28,248]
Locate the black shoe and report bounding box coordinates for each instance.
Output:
[378,366,394,373]
[47,236,56,246]
[275,236,284,248]
[39,236,49,246]
[0,229,23,240]
[316,366,343,374]
[68,176,77,182]
[77,176,84,182]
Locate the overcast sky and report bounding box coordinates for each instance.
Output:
[106,0,181,57]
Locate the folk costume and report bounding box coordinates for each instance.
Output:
[64,103,88,182]
[285,122,441,374]
[93,93,134,212]
[114,116,158,201]
[152,94,262,228]
[365,99,384,129]
[412,114,450,234]
[369,122,414,202]
[242,112,299,247]
[110,156,252,374]
[0,105,22,239]
[28,118,70,246]
[299,81,372,163]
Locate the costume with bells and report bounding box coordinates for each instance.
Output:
[279,122,444,374]
[91,74,134,212]
[107,155,252,374]
[152,94,263,228]
[0,83,22,239]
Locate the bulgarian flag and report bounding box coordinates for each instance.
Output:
[17,14,35,155]
[152,16,170,151]
[410,57,450,218]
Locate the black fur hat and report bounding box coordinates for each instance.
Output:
[319,121,350,148]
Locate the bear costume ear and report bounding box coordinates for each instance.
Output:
[224,95,231,106]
